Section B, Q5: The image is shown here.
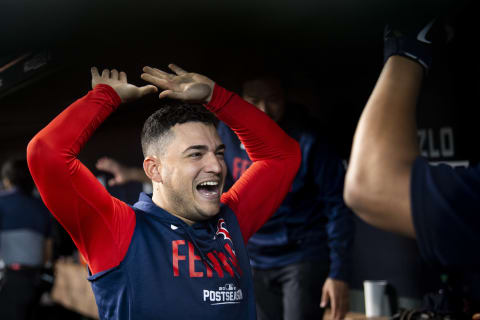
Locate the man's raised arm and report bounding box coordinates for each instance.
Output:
[141,64,301,242]
[344,22,436,237]
[27,68,156,274]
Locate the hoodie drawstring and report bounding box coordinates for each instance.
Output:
[182,225,215,270]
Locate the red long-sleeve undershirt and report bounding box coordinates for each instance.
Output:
[27,84,300,274]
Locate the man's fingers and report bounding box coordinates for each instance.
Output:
[336,296,345,320]
[320,288,329,308]
[96,159,105,170]
[101,69,110,78]
[111,69,119,80]
[343,293,350,315]
[168,63,187,76]
[96,158,116,173]
[339,284,349,319]
[159,90,184,100]
[91,67,100,79]
[331,295,338,320]
[119,71,127,83]
[142,66,172,79]
[339,300,348,320]
[141,73,173,89]
[138,85,158,97]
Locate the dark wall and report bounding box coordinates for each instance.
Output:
[0,41,377,167]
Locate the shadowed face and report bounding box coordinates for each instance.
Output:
[242,77,286,123]
[158,122,227,223]
[1,178,12,190]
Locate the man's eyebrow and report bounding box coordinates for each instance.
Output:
[182,145,208,154]
[182,144,226,154]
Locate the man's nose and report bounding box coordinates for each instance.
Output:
[204,152,223,174]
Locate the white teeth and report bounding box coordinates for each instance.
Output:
[199,181,218,186]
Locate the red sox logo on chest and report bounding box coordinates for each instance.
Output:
[215,218,232,243]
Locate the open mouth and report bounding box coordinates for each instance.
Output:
[196,181,220,199]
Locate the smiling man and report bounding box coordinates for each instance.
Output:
[141,106,228,223]
[27,65,300,320]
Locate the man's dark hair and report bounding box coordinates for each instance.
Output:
[1,157,35,194]
[141,102,218,157]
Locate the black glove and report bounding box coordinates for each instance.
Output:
[383,19,448,71]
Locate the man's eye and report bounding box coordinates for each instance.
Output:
[216,151,225,158]
[189,153,202,158]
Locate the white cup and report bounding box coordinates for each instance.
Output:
[363,280,389,317]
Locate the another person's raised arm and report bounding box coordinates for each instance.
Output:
[345,20,480,270]
[342,21,440,237]
[344,56,422,237]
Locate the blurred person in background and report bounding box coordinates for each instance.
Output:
[0,157,53,320]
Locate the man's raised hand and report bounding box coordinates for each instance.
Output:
[91,67,157,103]
[96,157,149,186]
[141,64,215,103]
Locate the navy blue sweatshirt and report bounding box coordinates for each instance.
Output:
[88,193,256,319]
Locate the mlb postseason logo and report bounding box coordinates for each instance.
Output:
[203,283,243,305]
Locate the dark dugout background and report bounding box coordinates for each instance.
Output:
[1,0,478,313]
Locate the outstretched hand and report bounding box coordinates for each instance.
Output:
[95,157,131,186]
[91,67,157,103]
[141,64,215,103]
[96,157,149,186]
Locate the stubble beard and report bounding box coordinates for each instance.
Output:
[163,178,218,223]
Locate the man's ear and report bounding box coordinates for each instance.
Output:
[143,156,162,183]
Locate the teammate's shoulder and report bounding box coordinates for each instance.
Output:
[217,121,234,135]
[217,121,229,130]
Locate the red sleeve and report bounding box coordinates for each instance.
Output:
[205,85,301,243]
[27,84,135,274]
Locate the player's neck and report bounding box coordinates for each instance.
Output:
[151,190,195,226]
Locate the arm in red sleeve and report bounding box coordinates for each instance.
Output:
[27,84,135,274]
[205,84,301,242]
